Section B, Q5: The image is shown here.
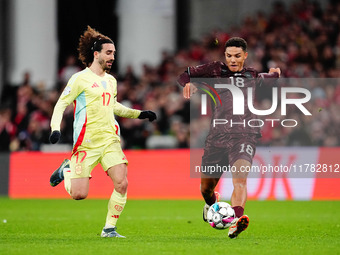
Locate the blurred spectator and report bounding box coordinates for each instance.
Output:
[0,107,16,151]
[58,54,81,91]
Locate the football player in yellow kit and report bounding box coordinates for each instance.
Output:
[49,26,156,238]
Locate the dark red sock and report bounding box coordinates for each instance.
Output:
[203,192,216,206]
[232,206,244,218]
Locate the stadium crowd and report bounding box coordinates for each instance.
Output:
[0,0,340,151]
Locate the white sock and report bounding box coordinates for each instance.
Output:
[63,167,72,196]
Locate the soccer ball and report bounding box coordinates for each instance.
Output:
[207,202,235,229]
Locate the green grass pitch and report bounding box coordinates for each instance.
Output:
[1,198,339,255]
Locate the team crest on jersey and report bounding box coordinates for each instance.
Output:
[63,86,71,95]
[244,72,253,78]
[75,164,82,175]
[101,81,107,89]
[114,205,123,211]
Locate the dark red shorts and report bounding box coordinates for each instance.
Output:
[201,134,258,177]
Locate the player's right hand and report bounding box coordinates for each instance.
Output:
[183,83,197,99]
[49,130,61,144]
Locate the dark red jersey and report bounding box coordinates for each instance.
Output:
[178,61,279,147]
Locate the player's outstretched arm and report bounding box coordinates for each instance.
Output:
[50,97,73,144]
[178,63,214,99]
[50,78,81,144]
[114,100,157,122]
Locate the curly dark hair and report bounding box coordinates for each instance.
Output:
[78,26,113,67]
[225,37,247,52]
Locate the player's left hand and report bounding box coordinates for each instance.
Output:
[138,111,157,122]
[269,68,281,77]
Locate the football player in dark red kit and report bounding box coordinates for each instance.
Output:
[178,37,281,238]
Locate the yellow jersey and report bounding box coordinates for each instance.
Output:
[51,67,140,152]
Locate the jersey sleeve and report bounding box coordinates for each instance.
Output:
[188,62,218,77]
[50,75,83,131]
[177,61,222,87]
[177,71,190,87]
[113,100,141,118]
